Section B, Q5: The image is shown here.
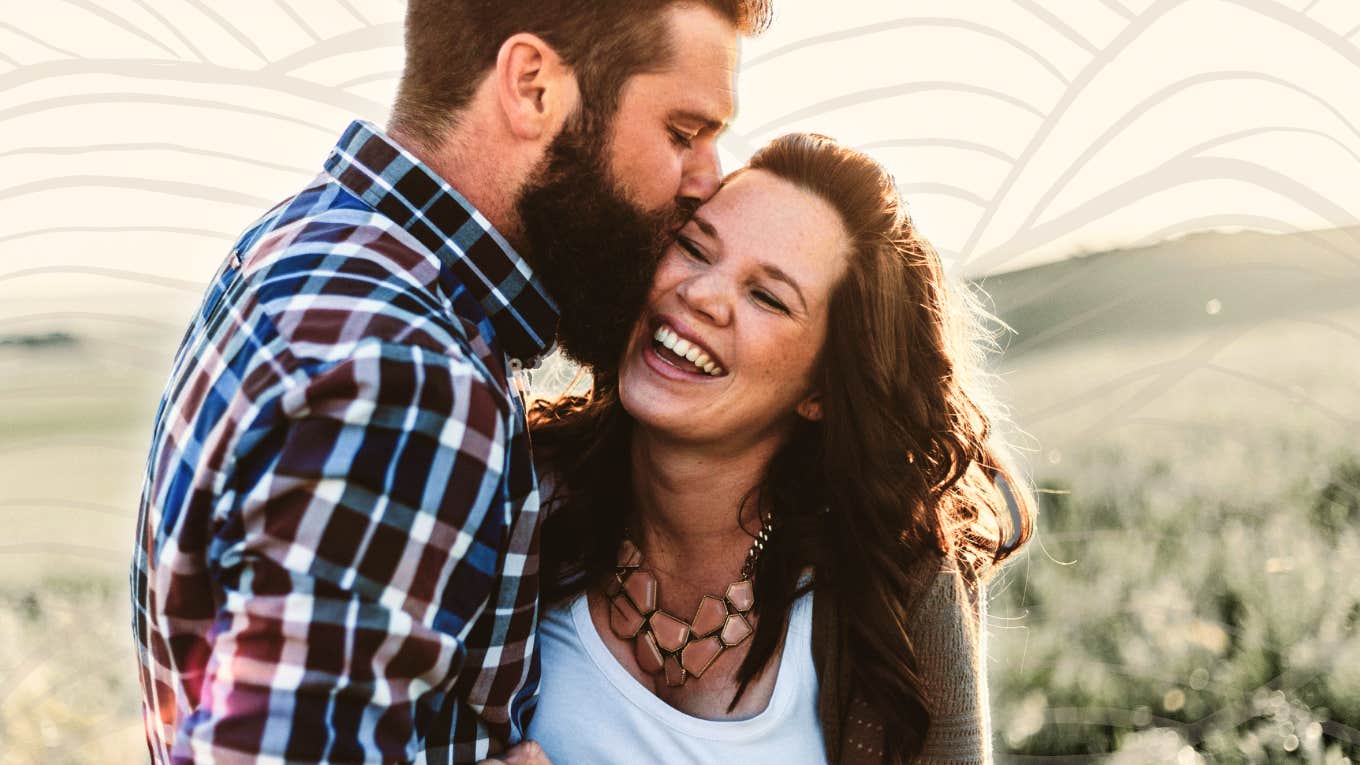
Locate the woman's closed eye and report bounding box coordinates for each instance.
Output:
[677,236,709,263]
[751,289,789,314]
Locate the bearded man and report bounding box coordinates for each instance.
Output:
[130,2,772,762]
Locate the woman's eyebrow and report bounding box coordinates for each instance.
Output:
[691,214,720,242]
[696,212,718,236]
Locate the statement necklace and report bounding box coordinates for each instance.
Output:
[604,519,773,687]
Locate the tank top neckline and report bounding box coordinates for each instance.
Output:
[564,588,812,740]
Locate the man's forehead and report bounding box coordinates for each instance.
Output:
[654,4,739,122]
[658,64,737,125]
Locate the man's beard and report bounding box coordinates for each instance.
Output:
[515,115,694,374]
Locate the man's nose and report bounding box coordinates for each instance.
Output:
[677,140,722,207]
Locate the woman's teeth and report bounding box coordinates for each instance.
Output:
[653,325,723,376]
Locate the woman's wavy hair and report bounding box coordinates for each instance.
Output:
[529,133,1036,763]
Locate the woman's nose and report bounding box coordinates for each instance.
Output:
[676,270,732,327]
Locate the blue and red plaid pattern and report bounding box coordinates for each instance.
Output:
[131,120,558,764]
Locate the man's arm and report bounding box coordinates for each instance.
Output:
[175,338,509,763]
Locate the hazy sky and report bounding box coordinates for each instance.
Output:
[733,0,1360,276]
[1,0,1358,307]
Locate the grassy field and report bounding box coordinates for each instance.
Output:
[981,227,1360,763]
[984,326,1360,763]
[0,228,1357,763]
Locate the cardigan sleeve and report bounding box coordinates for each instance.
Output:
[912,567,993,765]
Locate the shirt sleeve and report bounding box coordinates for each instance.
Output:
[173,338,509,764]
[914,567,993,765]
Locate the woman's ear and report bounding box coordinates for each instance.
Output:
[494,33,579,142]
[796,392,824,422]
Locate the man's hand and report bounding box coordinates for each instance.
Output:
[477,740,554,765]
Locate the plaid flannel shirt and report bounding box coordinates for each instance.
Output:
[131,120,558,764]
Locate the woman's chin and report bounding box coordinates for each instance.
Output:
[620,375,703,439]
[618,372,673,424]
[619,338,738,440]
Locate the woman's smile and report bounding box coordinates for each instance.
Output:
[650,323,726,376]
[639,313,730,384]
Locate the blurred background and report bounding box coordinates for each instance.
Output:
[1,1,1358,762]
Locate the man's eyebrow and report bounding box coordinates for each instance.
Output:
[670,109,726,133]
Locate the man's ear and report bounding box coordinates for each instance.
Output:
[796,392,824,422]
[494,33,578,142]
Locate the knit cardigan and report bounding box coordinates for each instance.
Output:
[810,556,993,764]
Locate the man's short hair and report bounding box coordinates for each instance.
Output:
[392,1,773,146]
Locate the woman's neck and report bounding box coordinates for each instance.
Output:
[627,427,780,580]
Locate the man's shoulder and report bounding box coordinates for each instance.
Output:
[237,174,443,299]
[227,174,482,369]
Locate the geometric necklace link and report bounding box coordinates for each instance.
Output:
[604,520,772,687]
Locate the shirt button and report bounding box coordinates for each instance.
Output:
[508,358,524,373]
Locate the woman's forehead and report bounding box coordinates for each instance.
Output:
[701,170,849,261]
[689,170,851,307]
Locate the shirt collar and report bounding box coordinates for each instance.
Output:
[323,119,559,366]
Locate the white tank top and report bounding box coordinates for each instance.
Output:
[525,587,827,764]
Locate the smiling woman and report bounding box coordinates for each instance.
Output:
[528,133,1037,764]
[618,168,849,446]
